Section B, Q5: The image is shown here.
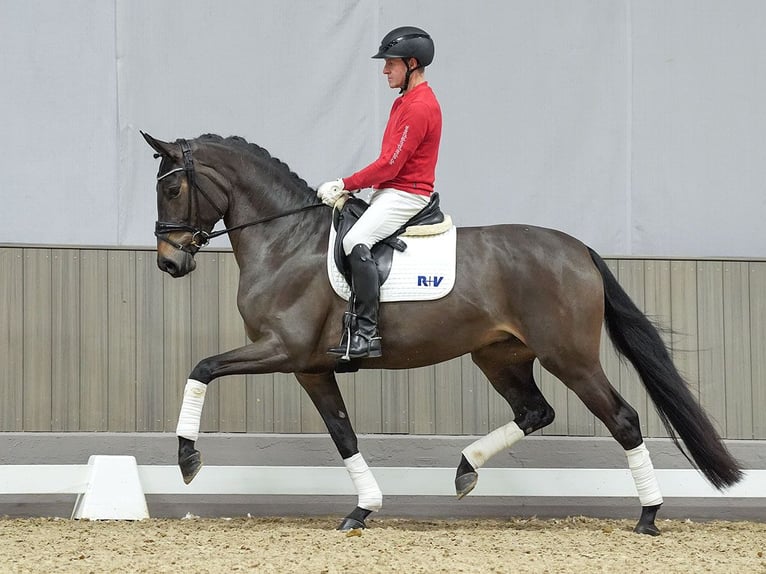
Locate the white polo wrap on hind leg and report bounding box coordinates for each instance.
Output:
[176,379,207,442]
[462,421,525,469]
[626,442,663,507]
[344,453,383,512]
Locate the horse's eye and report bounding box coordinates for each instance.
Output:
[165,186,181,199]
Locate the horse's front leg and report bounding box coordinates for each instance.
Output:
[295,372,382,531]
[175,337,292,484]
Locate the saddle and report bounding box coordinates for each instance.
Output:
[333,193,447,287]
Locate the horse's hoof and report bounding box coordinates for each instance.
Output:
[337,517,366,531]
[455,471,478,499]
[633,503,662,535]
[633,522,661,536]
[179,450,202,484]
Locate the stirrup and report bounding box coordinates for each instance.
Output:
[327,312,356,357]
[340,334,382,361]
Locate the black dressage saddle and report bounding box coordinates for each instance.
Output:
[332,193,445,287]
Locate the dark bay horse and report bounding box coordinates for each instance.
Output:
[142,132,742,535]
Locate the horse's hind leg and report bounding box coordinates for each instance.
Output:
[295,371,382,531]
[457,344,555,498]
[545,359,663,535]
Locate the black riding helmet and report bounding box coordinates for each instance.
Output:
[372,26,434,92]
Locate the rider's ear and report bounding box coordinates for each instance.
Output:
[141,131,178,160]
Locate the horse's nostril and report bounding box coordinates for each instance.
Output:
[158,258,178,276]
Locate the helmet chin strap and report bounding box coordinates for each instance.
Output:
[400,58,422,94]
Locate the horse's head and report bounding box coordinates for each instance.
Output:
[142,132,227,278]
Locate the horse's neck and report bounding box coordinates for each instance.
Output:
[223,180,330,275]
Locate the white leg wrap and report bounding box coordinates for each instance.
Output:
[176,379,207,441]
[462,421,525,470]
[344,453,383,512]
[626,442,664,507]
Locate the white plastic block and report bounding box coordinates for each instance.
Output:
[71,455,149,520]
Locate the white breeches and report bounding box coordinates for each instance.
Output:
[342,187,430,255]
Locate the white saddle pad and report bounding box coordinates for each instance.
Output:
[327,224,457,302]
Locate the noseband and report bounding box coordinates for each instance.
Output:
[155,140,324,254]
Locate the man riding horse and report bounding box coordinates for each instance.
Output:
[143,25,742,537]
[317,26,442,360]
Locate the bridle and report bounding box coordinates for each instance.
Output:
[154,140,225,253]
[154,139,325,254]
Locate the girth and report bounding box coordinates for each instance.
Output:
[333,192,446,287]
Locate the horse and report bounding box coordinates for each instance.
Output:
[141,131,742,535]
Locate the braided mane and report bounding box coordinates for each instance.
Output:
[192,133,313,192]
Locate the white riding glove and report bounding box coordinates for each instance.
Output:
[317,178,346,207]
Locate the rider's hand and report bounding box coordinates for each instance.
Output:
[317,179,346,207]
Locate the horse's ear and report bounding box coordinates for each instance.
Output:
[141,131,177,159]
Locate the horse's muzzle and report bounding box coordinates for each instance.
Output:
[157,245,197,277]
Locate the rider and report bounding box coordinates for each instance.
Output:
[318,25,442,360]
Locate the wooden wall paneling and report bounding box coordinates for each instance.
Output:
[696,261,727,435]
[353,369,383,434]
[539,362,569,436]
[3,247,766,441]
[51,249,80,431]
[644,259,672,437]
[190,253,221,432]
[22,249,52,430]
[161,271,192,432]
[669,261,700,401]
[135,251,165,431]
[434,357,464,435]
[216,254,246,432]
[107,251,137,431]
[79,250,109,430]
[273,372,301,433]
[487,382,514,433]
[722,262,753,439]
[460,355,488,436]
[381,369,409,433]
[0,248,23,430]
[246,372,275,433]
[750,262,766,439]
[409,365,436,434]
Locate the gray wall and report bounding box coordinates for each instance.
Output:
[2,1,765,256]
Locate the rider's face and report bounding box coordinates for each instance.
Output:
[383,58,412,90]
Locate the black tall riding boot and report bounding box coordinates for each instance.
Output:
[328,244,382,360]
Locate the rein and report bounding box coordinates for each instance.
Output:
[155,139,325,253]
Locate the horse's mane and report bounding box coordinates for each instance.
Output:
[192,133,313,192]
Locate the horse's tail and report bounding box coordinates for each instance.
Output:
[587,247,743,489]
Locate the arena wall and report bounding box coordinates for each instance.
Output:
[2,246,764,442]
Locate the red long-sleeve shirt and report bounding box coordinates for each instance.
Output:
[342,82,442,197]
